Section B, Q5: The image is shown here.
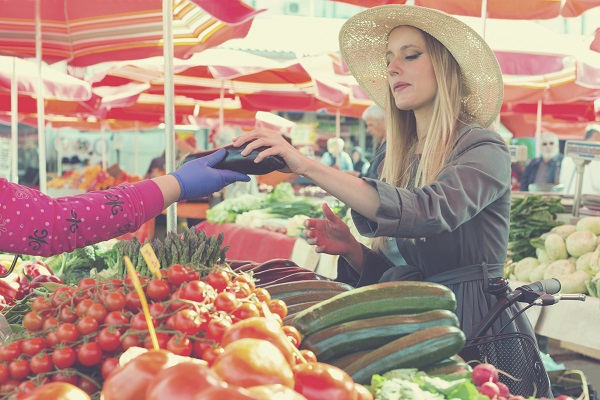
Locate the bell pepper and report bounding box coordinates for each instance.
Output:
[293,362,357,400]
[145,362,226,400]
[18,382,91,400]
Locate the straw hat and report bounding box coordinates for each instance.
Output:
[339,5,503,128]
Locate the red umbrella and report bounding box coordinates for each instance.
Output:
[0,0,264,66]
[325,0,600,19]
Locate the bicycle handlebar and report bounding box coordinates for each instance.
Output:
[517,278,561,295]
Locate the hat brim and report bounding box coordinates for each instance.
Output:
[339,5,503,128]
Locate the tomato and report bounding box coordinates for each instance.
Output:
[51,370,79,386]
[78,376,100,395]
[98,327,122,352]
[46,331,60,347]
[226,281,253,299]
[130,312,156,331]
[213,338,294,388]
[104,311,129,328]
[201,346,224,367]
[192,341,212,358]
[173,309,202,335]
[78,278,97,292]
[17,380,37,394]
[298,350,318,364]
[86,303,107,324]
[213,291,239,313]
[29,353,53,374]
[22,311,44,332]
[145,362,226,400]
[167,264,189,286]
[146,280,171,302]
[59,306,79,323]
[166,334,193,357]
[52,346,77,369]
[0,364,8,385]
[101,358,120,380]
[76,316,99,336]
[282,325,302,349]
[293,362,356,400]
[51,287,74,308]
[143,332,170,350]
[56,323,80,344]
[8,359,30,381]
[252,288,271,305]
[206,270,231,292]
[0,341,22,362]
[233,274,256,292]
[75,299,94,318]
[268,299,288,319]
[103,291,126,311]
[0,379,19,395]
[77,342,103,366]
[221,317,295,367]
[246,384,308,400]
[125,292,142,312]
[120,334,141,351]
[148,302,168,322]
[21,337,46,356]
[179,280,207,303]
[101,350,172,400]
[31,296,54,317]
[205,317,232,343]
[19,381,91,400]
[232,302,261,321]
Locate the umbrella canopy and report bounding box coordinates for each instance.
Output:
[326,0,600,19]
[0,0,264,66]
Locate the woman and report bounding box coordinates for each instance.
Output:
[233,5,532,340]
[350,146,370,178]
[0,149,249,256]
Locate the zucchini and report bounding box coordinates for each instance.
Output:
[422,356,472,377]
[345,325,466,384]
[300,309,459,362]
[292,281,456,337]
[264,280,354,300]
[280,291,345,306]
[328,350,371,370]
[285,301,323,316]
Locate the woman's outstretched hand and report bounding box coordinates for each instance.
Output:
[303,203,359,256]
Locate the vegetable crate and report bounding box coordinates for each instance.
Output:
[550,370,598,400]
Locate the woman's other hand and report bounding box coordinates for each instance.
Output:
[303,203,359,256]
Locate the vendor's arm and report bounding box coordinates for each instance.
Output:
[353,130,511,238]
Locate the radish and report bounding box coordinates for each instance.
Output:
[496,381,510,398]
[479,381,501,398]
[472,363,499,385]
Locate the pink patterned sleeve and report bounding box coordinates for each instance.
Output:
[0,179,165,256]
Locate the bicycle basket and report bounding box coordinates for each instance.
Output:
[459,332,551,398]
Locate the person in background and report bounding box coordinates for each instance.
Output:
[361,104,387,179]
[0,149,249,257]
[233,4,533,341]
[145,133,199,179]
[559,124,600,195]
[320,137,353,172]
[519,132,563,191]
[350,146,370,177]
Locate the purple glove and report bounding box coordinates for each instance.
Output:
[171,148,250,201]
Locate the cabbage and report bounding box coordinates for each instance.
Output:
[529,263,548,282]
[536,248,550,264]
[576,216,600,235]
[565,231,597,257]
[544,259,576,280]
[514,257,539,282]
[576,252,593,271]
[560,270,592,294]
[551,224,577,239]
[544,233,568,261]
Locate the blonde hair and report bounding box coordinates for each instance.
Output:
[373,28,465,250]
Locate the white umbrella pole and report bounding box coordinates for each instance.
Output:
[535,99,542,158]
[101,122,108,170]
[134,121,139,176]
[11,57,18,183]
[36,0,47,193]
[335,109,341,138]
[219,81,225,132]
[480,0,488,38]
[163,0,177,232]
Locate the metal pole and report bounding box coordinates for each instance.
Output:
[480,0,488,38]
[535,99,542,158]
[134,121,139,176]
[219,81,225,132]
[36,0,47,193]
[11,58,18,183]
[163,0,177,232]
[101,122,108,170]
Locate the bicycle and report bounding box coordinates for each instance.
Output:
[459,277,586,398]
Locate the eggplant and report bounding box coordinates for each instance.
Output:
[187,142,287,175]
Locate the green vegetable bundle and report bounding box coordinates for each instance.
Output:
[508,195,565,262]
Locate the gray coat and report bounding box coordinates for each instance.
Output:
[336,124,535,340]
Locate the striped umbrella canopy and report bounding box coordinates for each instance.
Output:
[0,0,264,67]
[326,0,600,19]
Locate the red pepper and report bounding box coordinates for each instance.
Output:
[293,362,357,400]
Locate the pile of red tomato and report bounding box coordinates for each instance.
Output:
[0,264,372,400]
